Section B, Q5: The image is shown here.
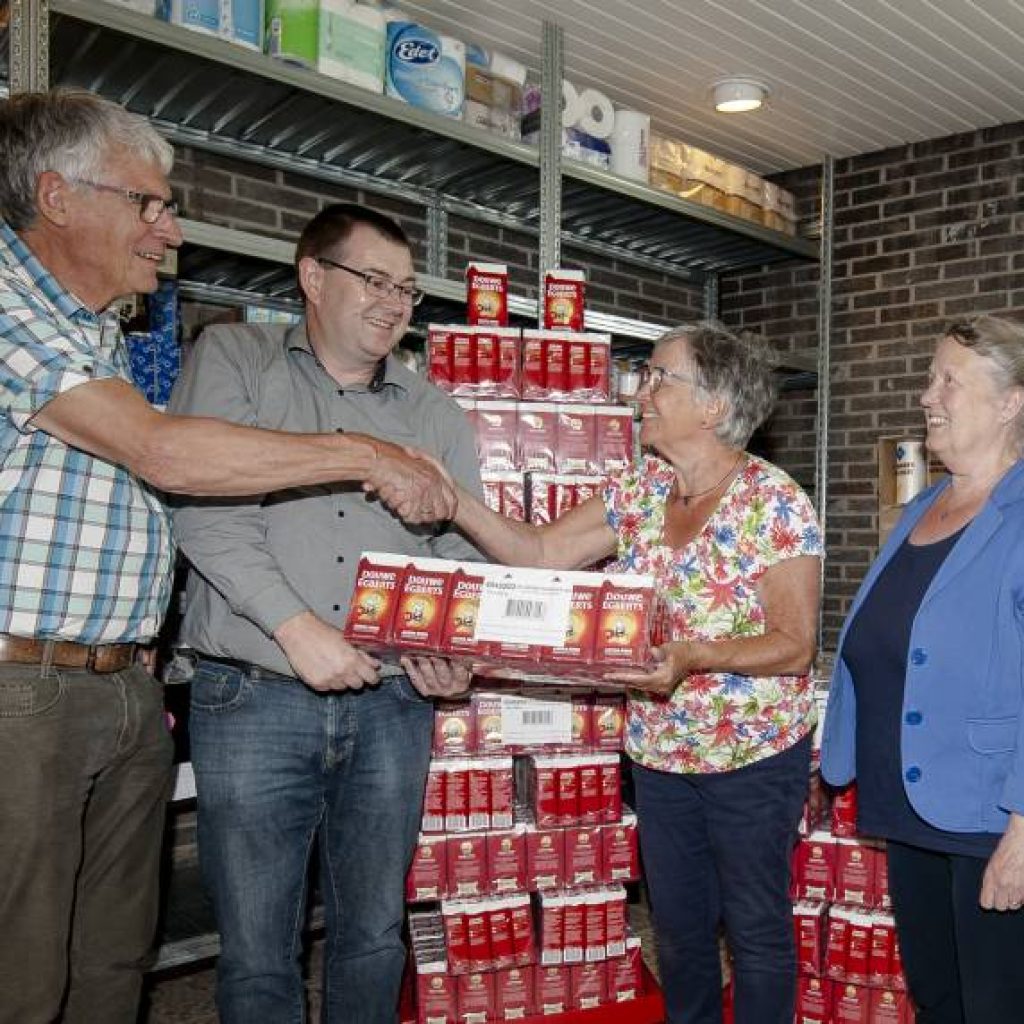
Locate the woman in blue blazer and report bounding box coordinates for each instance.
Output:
[822,316,1024,1024]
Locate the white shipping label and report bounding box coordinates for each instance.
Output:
[475,574,573,645]
[501,695,572,745]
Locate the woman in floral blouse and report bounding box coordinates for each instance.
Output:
[447,323,823,1024]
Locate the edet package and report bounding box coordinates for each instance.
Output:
[466,262,508,326]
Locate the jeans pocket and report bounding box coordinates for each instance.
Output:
[387,673,431,707]
[0,667,66,718]
[190,665,252,713]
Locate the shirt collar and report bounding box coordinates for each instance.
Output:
[0,220,105,325]
[286,318,409,393]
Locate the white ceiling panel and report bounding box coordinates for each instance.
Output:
[394,0,1024,172]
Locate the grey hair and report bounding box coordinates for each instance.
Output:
[945,315,1024,447]
[0,89,174,231]
[655,322,779,447]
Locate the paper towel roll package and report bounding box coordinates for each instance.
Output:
[610,109,649,182]
[576,88,615,139]
[386,21,466,119]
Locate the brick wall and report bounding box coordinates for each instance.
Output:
[168,146,705,329]
[723,122,1024,645]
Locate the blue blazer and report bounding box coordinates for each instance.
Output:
[821,459,1024,835]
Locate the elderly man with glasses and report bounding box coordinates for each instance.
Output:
[0,91,459,1024]
[167,201,484,1024]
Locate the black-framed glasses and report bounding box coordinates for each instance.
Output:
[72,179,179,224]
[638,364,697,394]
[316,256,425,306]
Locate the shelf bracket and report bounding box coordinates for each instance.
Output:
[537,19,564,321]
[703,273,719,322]
[815,153,835,651]
[8,0,49,94]
[426,193,448,280]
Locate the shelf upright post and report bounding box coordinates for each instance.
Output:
[537,19,564,324]
[8,0,49,95]
[815,153,835,650]
[703,273,719,322]
[426,193,448,280]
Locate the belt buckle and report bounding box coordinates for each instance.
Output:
[85,645,100,672]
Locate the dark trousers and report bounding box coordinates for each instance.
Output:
[0,662,173,1024]
[887,840,1024,1024]
[632,734,811,1024]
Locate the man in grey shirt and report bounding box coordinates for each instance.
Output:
[168,204,482,1023]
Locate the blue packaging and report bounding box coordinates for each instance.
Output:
[385,22,465,119]
[227,0,263,50]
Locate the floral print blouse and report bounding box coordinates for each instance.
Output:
[603,452,823,774]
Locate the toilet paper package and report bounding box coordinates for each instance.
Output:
[386,21,466,119]
[265,0,318,68]
[489,50,528,88]
[318,0,385,91]
[576,88,615,139]
[521,79,583,133]
[610,108,650,183]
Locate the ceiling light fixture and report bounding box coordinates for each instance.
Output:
[712,78,769,113]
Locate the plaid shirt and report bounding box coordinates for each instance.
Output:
[0,221,174,642]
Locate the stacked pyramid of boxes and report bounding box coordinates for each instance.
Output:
[789,773,916,1023]
[403,274,664,1018]
[427,264,636,525]
[404,687,665,1022]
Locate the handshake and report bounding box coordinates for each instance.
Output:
[362,438,457,524]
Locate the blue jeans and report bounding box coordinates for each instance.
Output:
[632,734,811,1024]
[190,659,434,1024]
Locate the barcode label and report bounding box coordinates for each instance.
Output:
[505,597,546,619]
[476,574,573,645]
[502,695,571,745]
[521,709,554,725]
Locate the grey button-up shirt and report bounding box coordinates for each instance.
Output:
[168,320,483,677]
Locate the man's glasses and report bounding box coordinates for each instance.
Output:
[72,180,179,224]
[638,364,697,394]
[316,256,425,306]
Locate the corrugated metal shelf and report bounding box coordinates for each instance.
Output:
[175,219,670,343]
[41,0,817,278]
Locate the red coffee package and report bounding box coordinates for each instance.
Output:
[342,552,407,649]
[517,402,558,473]
[427,326,453,393]
[593,574,656,669]
[595,405,634,472]
[466,262,508,327]
[555,404,596,474]
[392,558,456,652]
[406,834,448,903]
[543,269,586,332]
[433,700,476,757]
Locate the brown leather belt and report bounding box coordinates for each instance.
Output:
[0,635,137,673]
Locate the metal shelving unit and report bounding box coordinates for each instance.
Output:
[2,0,816,285]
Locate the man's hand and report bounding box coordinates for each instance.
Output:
[274,611,380,692]
[400,655,473,698]
[363,441,457,523]
[981,813,1024,911]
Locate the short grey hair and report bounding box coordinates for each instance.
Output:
[0,89,174,231]
[656,322,779,447]
[945,315,1024,447]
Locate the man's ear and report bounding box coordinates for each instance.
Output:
[297,256,323,308]
[35,171,74,227]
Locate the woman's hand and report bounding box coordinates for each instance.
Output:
[603,641,694,697]
[981,813,1024,911]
